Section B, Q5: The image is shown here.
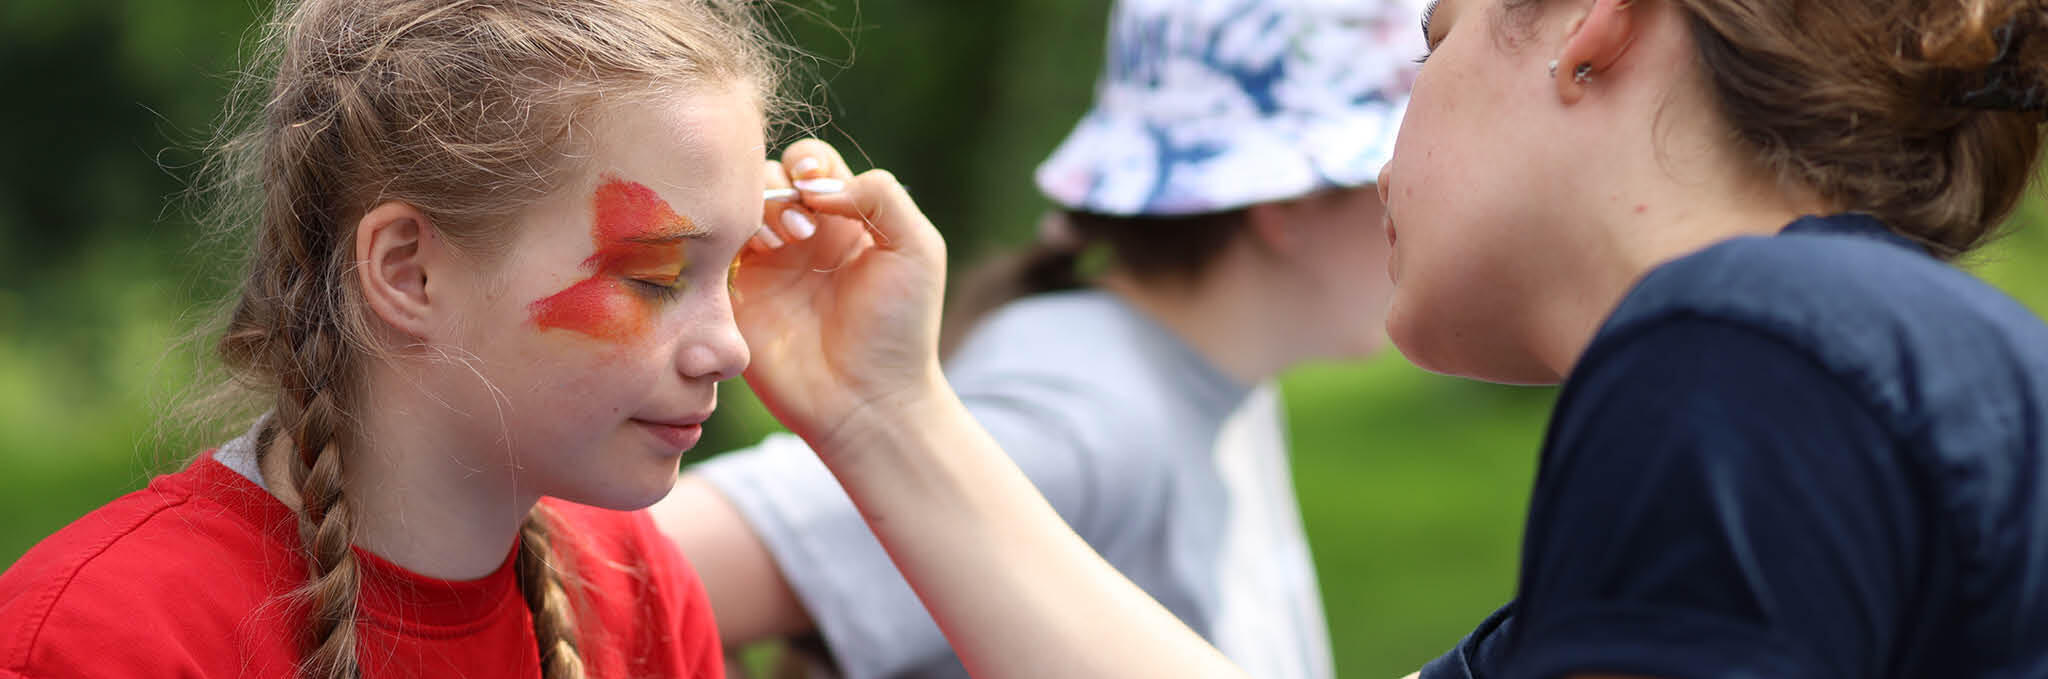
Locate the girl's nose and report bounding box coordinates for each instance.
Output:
[676,292,750,382]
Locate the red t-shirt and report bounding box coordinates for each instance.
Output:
[0,452,724,678]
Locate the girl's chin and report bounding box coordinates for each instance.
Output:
[551,465,685,512]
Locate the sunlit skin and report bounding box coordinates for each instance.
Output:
[529,174,707,342]
[1375,0,1805,384]
[423,88,755,509]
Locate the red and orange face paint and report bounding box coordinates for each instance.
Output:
[528,174,698,342]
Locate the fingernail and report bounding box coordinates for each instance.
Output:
[792,157,822,177]
[762,188,798,202]
[794,178,844,195]
[782,210,817,240]
[755,224,785,248]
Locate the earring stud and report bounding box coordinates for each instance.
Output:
[1572,63,1593,84]
[1548,60,1559,77]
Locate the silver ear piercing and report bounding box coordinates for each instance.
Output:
[1548,60,1594,84]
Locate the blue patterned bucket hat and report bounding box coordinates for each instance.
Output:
[1037,0,1426,216]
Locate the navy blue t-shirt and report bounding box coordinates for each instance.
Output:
[1423,214,2048,678]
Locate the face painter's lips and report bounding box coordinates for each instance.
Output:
[633,410,712,452]
[1383,212,1401,284]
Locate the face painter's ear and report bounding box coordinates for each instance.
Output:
[355,201,437,339]
[1554,0,1638,105]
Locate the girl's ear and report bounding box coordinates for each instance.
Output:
[1247,199,1305,258]
[354,201,441,339]
[1554,0,1640,105]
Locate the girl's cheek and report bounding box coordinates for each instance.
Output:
[528,278,651,343]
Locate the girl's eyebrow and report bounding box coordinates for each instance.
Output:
[621,228,711,246]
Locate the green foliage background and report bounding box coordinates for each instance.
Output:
[2,1,2044,675]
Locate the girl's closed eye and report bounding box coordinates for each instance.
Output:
[627,271,687,301]
[610,243,690,302]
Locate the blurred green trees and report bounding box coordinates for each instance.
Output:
[3,1,2046,676]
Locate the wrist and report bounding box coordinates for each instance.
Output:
[805,366,1029,546]
[811,363,953,470]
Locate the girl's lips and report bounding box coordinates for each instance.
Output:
[635,420,703,453]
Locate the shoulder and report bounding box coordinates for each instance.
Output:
[1549,315,1903,498]
[1604,215,2048,436]
[539,500,721,675]
[539,500,696,590]
[1520,320,1931,679]
[1577,217,2048,591]
[1553,316,1899,469]
[1631,221,1945,324]
[952,291,1151,381]
[539,500,712,624]
[949,290,1224,447]
[1620,215,2046,350]
[0,460,297,677]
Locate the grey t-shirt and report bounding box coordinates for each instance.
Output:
[696,290,1331,679]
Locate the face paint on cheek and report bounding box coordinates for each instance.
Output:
[528,175,697,342]
[529,277,642,340]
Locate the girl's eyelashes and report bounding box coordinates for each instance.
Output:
[626,275,686,302]
[727,255,742,296]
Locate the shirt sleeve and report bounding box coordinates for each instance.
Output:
[1490,318,1924,679]
[692,380,1106,679]
[1419,604,1515,679]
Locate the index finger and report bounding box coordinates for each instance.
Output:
[781,138,876,257]
[780,138,855,186]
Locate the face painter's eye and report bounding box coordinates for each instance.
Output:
[1417,0,1440,64]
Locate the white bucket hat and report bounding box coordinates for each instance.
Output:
[1036,0,1427,216]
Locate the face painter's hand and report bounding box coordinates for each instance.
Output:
[734,139,948,465]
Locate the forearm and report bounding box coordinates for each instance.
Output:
[650,475,814,645]
[815,376,1246,679]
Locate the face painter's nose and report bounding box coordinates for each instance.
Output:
[1376,163,1393,205]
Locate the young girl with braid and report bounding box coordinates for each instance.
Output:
[0,0,952,677]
